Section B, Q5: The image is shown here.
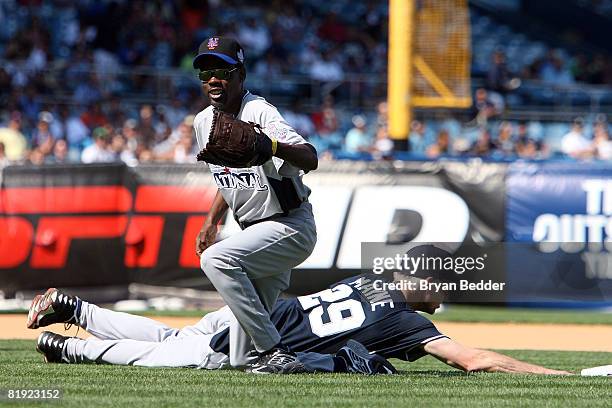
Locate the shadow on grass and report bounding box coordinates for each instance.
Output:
[0,346,30,352]
[397,370,467,377]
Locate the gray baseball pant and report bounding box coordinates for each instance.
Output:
[62,301,334,372]
[200,202,316,366]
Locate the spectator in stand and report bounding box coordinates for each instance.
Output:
[274,3,306,44]
[426,129,452,158]
[153,117,193,163]
[137,149,154,163]
[309,49,344,83]
[172,129,197,164]
[81,102,108,131]
[516,121,538,159]
[73,73,103,106]
[137,105,157,149]
[494,121,516,156]
[594,122,612,160]
[0,111,27,162]
[108,132,134,165]
[376,101,388,131]
[63,109,90,152]
[299,41,320,69]
[237,17,271,59]
[283,99,316,140]
[162,97,189,130]
[359,1,386,43]
[50,105,69,140]
[105,95,128,129]
[520,139,542,159]
[409,120,435,155]
[81,127,115,164]
[539,50,574,85]
[317,12,349,44]
[561,118,594,159]
[470,129,496,157]
[153,106,173,147]
[31,111,55,150]
[344,115,372,154]
[0,142,9,168]
[121,119,142,162]
[486,50,520,95]
[515,122,529,149]
[254,53,283,77]
[310,95,343,153]
[19,85,43,122]
[45,139,71,164]
[372,125,394,160]
[28,148,45,166]
[471,88,499,126]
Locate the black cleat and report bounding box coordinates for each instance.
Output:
[247,348,304,374]
[27,288,81,329]
[336,340,397,375]
[36,331,68,363]
[280,360,310,374]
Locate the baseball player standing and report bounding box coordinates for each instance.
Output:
[192,37,318,373]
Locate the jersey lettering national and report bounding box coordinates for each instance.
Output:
[210,274,447,361]
[212,169,269,191]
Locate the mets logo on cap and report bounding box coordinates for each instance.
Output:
[207,37,219,50]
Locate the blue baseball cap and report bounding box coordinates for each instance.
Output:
[193,37,245,69]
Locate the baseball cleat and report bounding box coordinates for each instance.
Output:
[246,348,303,374]
[27,288,81,329]
[280,360,310,374]
[336,340,397,375]
[36,331,68,363]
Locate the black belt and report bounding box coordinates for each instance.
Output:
[237,201,303,230]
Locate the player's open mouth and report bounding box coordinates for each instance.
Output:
[209,89,224,100]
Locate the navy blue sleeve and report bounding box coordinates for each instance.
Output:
[370,312,448,362]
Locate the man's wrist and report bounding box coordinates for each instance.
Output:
[204,212,226,227]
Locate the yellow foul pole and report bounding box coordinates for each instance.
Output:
[387,0,414,150]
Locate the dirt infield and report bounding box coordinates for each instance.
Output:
[2,314,612,352]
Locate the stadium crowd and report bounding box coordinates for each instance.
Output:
[0,0,611,167]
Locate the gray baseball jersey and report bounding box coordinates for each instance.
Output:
[193,91,312,224]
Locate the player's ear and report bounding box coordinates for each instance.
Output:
[422,277,435,301]
[239,65,246,82]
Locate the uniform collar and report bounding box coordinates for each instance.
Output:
[237,89,251,118]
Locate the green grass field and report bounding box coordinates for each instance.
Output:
[111,305,612,325]
[431,305,612,325]
[3,304,612,324]
[0,340,610,407]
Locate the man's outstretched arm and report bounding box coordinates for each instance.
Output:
[423,338,571,375]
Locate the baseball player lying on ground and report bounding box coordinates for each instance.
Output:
[28,271,606,375]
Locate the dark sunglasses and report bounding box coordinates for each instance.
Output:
[198,67,239,82]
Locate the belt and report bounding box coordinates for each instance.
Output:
[237,201,303,230]
[239,213,285,230]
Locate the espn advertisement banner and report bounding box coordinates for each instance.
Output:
[0,161,501,298]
